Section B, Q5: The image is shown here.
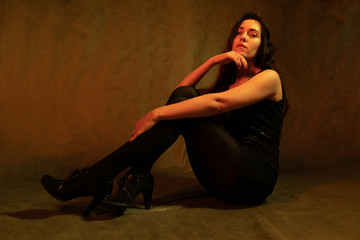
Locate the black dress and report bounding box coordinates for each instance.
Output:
[220,88,286,203]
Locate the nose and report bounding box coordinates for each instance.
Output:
[240,32,248,42]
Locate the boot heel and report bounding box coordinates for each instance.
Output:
[143,178,154,209]
[83,196,103,217]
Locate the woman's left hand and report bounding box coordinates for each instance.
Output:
[129,110,159,142]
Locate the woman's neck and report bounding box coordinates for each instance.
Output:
[236,64,262,80]
[229,65,262,89]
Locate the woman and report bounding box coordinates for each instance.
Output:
[41,12,287,217]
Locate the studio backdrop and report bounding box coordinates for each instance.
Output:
[0,0,359,182]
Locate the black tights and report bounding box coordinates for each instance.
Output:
[89,86,271,204]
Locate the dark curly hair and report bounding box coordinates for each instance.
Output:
[213,13,276,93]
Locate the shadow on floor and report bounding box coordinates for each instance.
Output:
[4,171,299,221]
[3,184,257,222]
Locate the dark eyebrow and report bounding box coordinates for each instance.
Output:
[249,29,260,34]
[238,27,260,34]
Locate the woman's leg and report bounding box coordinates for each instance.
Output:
[90,85,270,204]
[182,121,272,204]
[88,86,201,181]
[181,121,242,198]
[88,121,180,181]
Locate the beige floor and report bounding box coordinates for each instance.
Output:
[1,169,359,240]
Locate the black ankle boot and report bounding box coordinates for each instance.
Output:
[103,170,154,209]
[40,168,113,217]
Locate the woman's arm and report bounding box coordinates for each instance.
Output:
[176,58,216,88]
[129,69,280,141]
[176,51,248,88]
[158,69,280,120]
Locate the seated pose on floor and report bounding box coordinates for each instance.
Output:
[41,12,288,217]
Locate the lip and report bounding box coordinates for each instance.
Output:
[237,43,247,49]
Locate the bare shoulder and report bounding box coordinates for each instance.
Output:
[251,69,281,88]
[252,69,282,101]
[256,69,280,83]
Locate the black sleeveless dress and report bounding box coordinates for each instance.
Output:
[221,88,286,204]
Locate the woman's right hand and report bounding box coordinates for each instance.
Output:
[176,51,247,88]
[211,51,248,69]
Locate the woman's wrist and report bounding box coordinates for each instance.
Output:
[151,107,163,122]
[208,56,218,66]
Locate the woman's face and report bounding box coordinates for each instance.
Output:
[232,19,261,60]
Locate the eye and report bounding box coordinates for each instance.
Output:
[249,32,259,38]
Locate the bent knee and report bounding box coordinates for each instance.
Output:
[166,86,200,105]
[173,86,199,98]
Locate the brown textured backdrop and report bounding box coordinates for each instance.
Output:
[0,0,359,182]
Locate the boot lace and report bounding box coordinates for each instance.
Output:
[67,168,88,180]
[59,168,89,189]
[117,173,134,191]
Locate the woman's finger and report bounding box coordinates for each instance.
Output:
[129,130,141,142]
[230,55,241,68]
[232,52,247,69]
[239,56,248,69]
[236,58,242,69]
[229,52,242,69]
